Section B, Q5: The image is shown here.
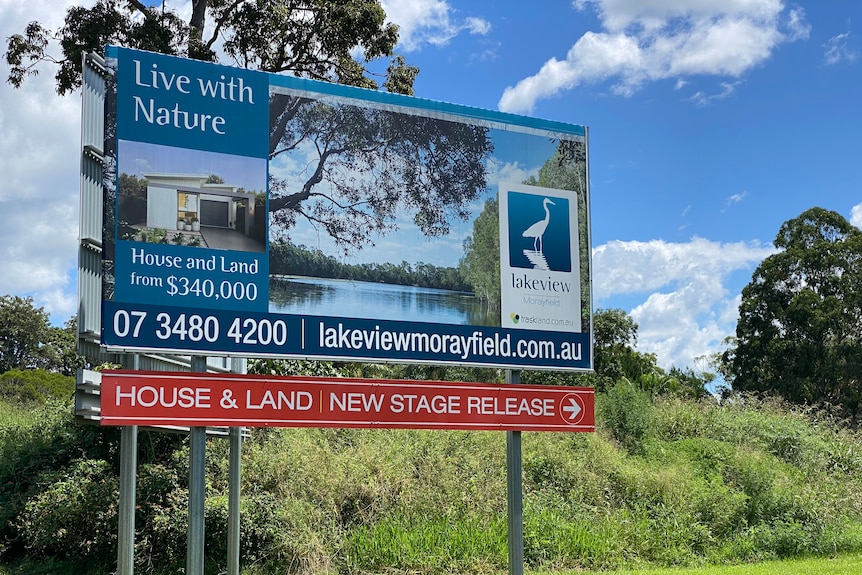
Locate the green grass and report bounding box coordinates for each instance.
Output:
[4,553,862,575]
[545,552,862,575]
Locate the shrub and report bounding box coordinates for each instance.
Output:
[0,369,74,405]
[3,389,862,573]
[17,459,118,565]
[599,380,652,454]
[0,401,117,559]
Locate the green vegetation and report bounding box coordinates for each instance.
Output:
[0,296,80,376]
[6,1,417,96]
[548,553,862,575]
[721,207,862,423]
[2,382,862,575]
[0,369,74,405]
[460,197,501,304]
[3,198,862,573]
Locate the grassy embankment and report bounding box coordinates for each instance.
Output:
[1,379,862,574]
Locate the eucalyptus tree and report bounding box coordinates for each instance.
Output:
[7,1,500,256]
[459,197,500,305]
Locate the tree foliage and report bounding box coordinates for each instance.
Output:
[0,369,75,405]
[117,173,147,199]
[0,296,53,373]
[723,207,862,421]
[591,307,656,390]
[0,297,81,376]
[5,0,417,96]
[270,240,468,291]
[459,197,500,305]
[42,317,85,377]
[564,308,711,397]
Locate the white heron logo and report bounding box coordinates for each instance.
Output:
[521,197,555,270]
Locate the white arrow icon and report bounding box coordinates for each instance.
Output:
[563,397,582,420]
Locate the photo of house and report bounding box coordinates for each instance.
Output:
[116,140,267,252]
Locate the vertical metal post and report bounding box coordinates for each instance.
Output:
[187,356,208,575]
[117,425,137,575]
[228,358,246,575]
[227,427,242,575]
[117,353,141,575]
[506,369,524,575]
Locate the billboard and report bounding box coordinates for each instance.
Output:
[100,46,592,371]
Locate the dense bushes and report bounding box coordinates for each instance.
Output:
[0,369,74,405]
[2,388,862,574]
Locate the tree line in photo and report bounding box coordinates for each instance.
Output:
[268,240,471,292]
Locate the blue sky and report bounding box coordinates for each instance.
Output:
[0,0,859,371]
[119,140,267,192]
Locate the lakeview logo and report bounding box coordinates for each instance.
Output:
[506,191,572,272]
[498,183,581,334]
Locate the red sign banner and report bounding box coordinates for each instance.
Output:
[99,370,594,432]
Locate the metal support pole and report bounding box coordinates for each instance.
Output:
[117,425,138,575]
[227,427,242,575]
[228,357,246,575]
[506,369,524,575]
[187,356,208,575]
[117,353,141,575]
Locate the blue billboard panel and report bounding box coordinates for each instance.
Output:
[102,302,589,370]
[113,241,266,312]
[114,46,268,157]
[101,47,592,371]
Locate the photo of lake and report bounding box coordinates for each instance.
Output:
[269,276,501,327]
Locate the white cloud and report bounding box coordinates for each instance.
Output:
[381,0,490,52]
[486,160,534,189]
[823,32,858,66]
[500,0,808,113]
[689,80,741,105]
[575,0,786,33]
[465,16,492,36]
[725,190,749,206]
[784,7,811,41]
[850,202,862,229]
[592,237,776,368]
[0,0,80,322]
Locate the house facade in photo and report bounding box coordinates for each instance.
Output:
[143,173,258,236]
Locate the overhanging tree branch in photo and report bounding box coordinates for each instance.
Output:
[267,94,494,254]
